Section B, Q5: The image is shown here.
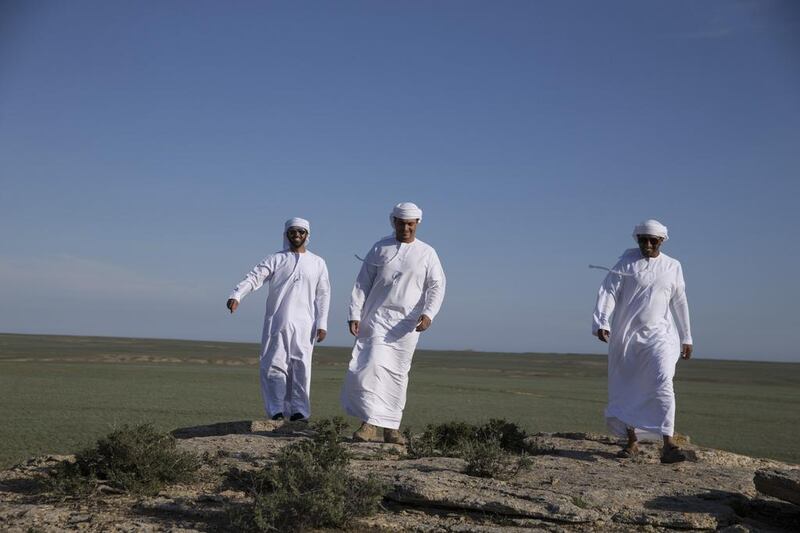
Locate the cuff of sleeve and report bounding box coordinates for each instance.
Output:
[681,337,693,345]
[317,321,328,332]
[421,310,437,322]
[228,293,242,302]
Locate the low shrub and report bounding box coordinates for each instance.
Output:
[406,419,529,457]
[49,423,199,496]
[461,437,532,480]
[405,419,534,480]
[230,417,387,532]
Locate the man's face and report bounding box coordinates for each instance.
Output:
[637,234,663,258]
[393,217,418,243]
[286,227,308,250]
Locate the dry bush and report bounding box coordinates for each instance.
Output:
[405,419,534,480]
[49,423,199,496]
[230,417,387,532]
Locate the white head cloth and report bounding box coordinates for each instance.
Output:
[389,202,422,229]
[632,219,669,242]
[283,217,310,250]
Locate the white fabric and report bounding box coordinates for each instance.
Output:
[592,248,692,440]
[632,219,669,242]
[341,236,445,429]
[229,249,330,418]
[282,217,311,250]
[389,202,422,228]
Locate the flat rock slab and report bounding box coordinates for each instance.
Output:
[1,421,799,532]
[754,468,800,506]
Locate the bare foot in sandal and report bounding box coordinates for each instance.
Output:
[660,435,687,464]
[617,428,640,458]
[661,445,687,464]
[616,444,640,458]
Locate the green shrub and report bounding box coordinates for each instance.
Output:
[406,419,528,457]
[461,437,531,480]
[231,417,387,532]
[405,419,533,480]
[479,419,528,453]
[49,423,199,496]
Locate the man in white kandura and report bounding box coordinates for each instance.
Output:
[592,219,693,464]
[226,217,330,422]
[342,202,446,444]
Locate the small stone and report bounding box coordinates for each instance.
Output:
[68,513,92,523]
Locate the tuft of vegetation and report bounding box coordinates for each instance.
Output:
[230,417,387,532]
[461,437,533,480]
[405,419,537,480]
[48,423,199,496]
[406,418,530,458]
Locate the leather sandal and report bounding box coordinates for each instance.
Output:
[616,445,640,458]
[660,446,687,464]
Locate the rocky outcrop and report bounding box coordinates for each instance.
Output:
[754,468,800,506]
[1,422,799,532]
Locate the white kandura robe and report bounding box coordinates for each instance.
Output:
[229,250,330,418]
[592,248,692,440]
[341,237,446,429]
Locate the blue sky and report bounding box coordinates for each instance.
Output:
[1,1,798,362]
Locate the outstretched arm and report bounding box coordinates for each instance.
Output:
[226,256,275,313]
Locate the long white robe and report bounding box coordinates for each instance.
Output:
[229,250,330,418]
[592,248,692,440]
[341,236,446,429]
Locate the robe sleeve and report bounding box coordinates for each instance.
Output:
[592,261,623,335]
[228,255,275,302]
[669,263,693,345]
[315,260,331,331]
[421,249,446,321]
[348,247,378,321]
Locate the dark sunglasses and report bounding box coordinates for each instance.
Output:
[637,236,661,246]
[287,228,308,236]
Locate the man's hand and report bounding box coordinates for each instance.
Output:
[227,299,239,314]
[681,344,693,360]
[596,329,610,343]
[416,314,432,332]
[348,320,360,337]
[316,329,327,343]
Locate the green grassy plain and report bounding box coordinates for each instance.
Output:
[1,333,798,468]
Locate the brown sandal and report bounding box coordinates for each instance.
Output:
[616,445,640,458]
[660,446,687,464]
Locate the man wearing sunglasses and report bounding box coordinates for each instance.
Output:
[592,219,693,464]
[226,217,330,423]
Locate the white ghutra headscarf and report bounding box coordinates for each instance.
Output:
[632,219,668,242]
[389,202,422,228]
[283,217,310,250]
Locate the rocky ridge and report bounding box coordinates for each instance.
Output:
[1,420,798,532]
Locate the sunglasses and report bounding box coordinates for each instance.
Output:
[287,228,308,236]
[637,236,661,246]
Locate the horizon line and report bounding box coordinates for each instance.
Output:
[1,331,796,365]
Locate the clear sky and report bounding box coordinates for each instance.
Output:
[1,1,798,362]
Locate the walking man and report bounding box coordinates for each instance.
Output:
[592,219,693,463]
[227,217,330,422]
[341,202,446,444]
